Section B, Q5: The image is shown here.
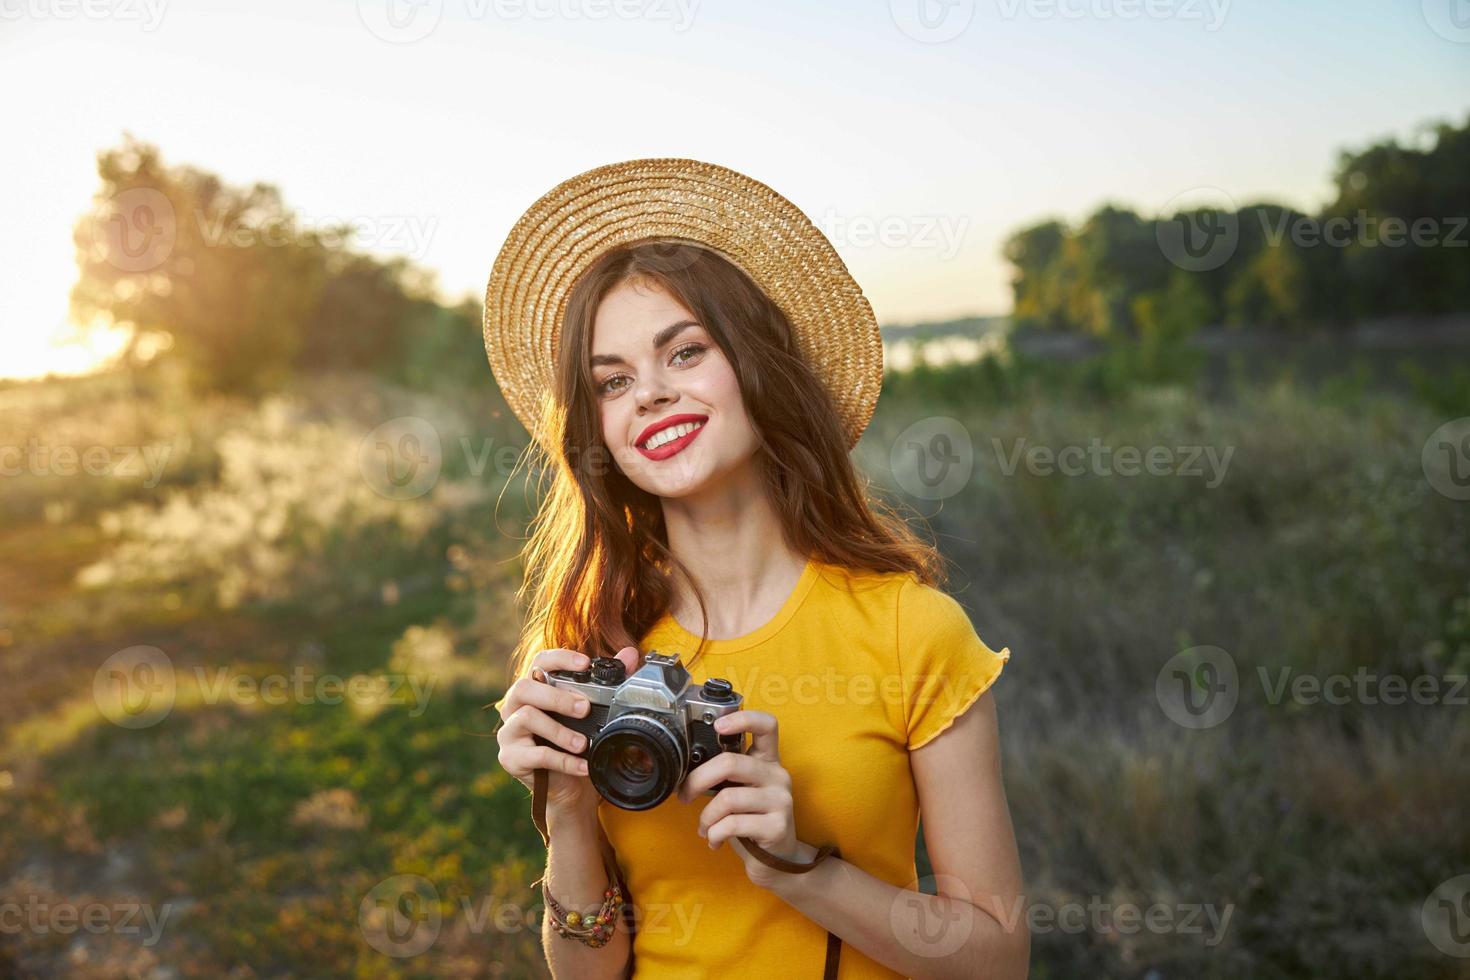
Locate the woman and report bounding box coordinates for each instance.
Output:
[489,159,1027,979]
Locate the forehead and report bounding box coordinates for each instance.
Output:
[591,278,699,348]
[594,276,688,325]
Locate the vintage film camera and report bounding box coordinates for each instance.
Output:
[535,652,747,810]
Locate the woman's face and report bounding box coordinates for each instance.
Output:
[590,275,760,498]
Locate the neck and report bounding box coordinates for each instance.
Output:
[658,459,807,638]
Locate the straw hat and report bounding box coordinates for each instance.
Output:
[482,158,884,454]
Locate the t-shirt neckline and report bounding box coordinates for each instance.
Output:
[655,557,821,656]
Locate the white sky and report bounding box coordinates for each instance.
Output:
[3,0,1467,378]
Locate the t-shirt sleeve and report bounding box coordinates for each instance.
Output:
[896,578,1012,750]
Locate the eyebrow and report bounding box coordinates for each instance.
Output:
[589,320,701,369]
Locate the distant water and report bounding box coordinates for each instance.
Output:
[881,315,1470,382]
[883,328,1009,371]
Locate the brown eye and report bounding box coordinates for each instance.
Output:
[597,344,704,396]
[671,343,706,365]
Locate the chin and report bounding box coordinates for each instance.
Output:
[633,458,715,499]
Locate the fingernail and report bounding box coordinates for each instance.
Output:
[579,759,589,774]
[697,827,705,838]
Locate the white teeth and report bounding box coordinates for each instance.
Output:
[643,420,704,450]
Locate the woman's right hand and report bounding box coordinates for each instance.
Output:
[495,646,641,817]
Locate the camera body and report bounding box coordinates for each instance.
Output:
[535,651,747,810]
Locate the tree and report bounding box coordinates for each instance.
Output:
[70,134,330,394]
[1325,115,1470,317]
[1003,219,1068,331]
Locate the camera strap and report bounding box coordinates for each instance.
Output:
[530,767,842,979]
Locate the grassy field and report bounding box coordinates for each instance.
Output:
[2,345,1468,978]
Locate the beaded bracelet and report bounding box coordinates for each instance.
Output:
[543,874,624,948]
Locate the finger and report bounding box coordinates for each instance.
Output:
[524,744,590,779]
[508,675,596,722]
[529,648,593,676]
[677,752,769,802]
[706,812,783,850]
[501,649,591,714]
[613,646,641,676]
[695,786,782,837]
[499,738,590,781]
[713,710,780,761]
[501,704,589,756]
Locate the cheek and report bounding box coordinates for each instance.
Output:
[694,358,744,413]
[598,400,615,444]
[705,368,754,438]
[598,390,632,438]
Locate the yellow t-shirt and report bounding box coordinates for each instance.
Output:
[499,557,1011,978]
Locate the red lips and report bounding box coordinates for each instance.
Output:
[635,413,709,448]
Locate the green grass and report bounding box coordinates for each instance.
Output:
[3,350,1468,978]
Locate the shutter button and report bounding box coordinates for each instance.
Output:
[701,678,736,702]
[590,658,624,685]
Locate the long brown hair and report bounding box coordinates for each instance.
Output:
[505,239,947,680]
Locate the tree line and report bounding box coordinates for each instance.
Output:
[70,134,487,394]
[1003,113,1470,339]
[70,117,1468,397]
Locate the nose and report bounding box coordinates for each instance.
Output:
[633,375,678,415]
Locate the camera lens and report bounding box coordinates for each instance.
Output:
[614,742,654,779]
[588,714,684,811]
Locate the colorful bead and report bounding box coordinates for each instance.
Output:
[543,866,623,948]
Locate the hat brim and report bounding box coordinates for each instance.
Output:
[483,158,883,454]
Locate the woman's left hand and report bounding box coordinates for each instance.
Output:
[677,710,821,891]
